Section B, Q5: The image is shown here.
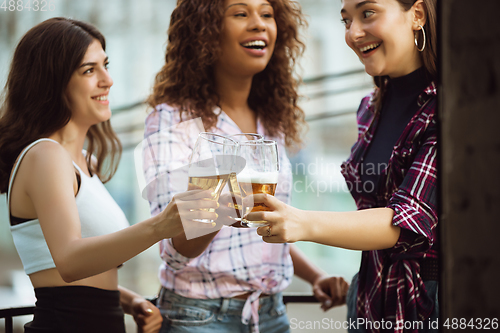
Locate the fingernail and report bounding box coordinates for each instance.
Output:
[146,308,153,313]
[325,300,332,307]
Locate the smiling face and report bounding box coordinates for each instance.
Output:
[65,39,113,127]
[215,0,277,78]
[341,0,423,78]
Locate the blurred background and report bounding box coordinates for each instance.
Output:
[0,0,374,331]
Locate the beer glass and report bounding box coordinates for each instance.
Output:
[188,133,238,226]
[238,140,279,228]
[227,134,263,221]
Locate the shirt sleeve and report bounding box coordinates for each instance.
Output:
[386,119,438,255]
[142,105,203,268]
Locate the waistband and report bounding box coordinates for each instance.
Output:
[158,287,284,318]
[34,285,121,309]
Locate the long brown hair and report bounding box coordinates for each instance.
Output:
[372,0,437,112]
[0,17,122,193]
[147,0,307,148]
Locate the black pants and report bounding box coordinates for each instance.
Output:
[24,285,125,333]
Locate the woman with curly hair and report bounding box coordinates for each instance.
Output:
[0,17,217,333]
[143,0,349,332]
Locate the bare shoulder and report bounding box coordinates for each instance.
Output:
[22,141,74,180]
[25,140,71,164]
[10,140,76,208]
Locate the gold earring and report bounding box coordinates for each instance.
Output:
[414,24,426,52]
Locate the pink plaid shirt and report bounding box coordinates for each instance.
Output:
[143,104,294,332]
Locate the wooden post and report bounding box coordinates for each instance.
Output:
[440,0,500,330]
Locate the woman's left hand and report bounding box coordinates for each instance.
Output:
[130,297,163,333]
[247,194,307,243]
[312,275,349,311]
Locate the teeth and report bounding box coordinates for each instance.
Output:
[93,95,108,101]
[359,43,380,52]
[242,40,266,48]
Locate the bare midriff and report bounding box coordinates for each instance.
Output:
[29,267,119,290]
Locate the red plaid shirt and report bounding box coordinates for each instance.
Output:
[341,82,438,332]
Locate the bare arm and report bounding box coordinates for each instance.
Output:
[289,244,324,284]
[289,244,349,310]
[249,194,400,251]
[171,230,219,258]
[257,122,438,252]
[24,143,216,282]
[304,208,399,250]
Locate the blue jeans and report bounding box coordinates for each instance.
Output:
[346,273,439,333]
[157,288,290,333]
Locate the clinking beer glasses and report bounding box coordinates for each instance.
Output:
[238,140,279,228]
[227,134,264,221]
[188,133,238,226]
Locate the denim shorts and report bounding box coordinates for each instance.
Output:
[346,273,439,333]
[157,288,290,333]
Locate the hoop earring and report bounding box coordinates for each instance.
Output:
[414,25,426,52]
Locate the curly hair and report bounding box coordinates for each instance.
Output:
[0,18,121,193]
[147,0,307,149]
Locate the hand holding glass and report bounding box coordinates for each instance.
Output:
[188,133,238,226]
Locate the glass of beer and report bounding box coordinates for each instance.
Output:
[238,140,279,228]
[188,133,238,226]
[227,134,264,221]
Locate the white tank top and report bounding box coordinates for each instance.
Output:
[7,138,129,275]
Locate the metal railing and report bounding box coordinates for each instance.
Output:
[0,306,35,333]
[0,294,318,333]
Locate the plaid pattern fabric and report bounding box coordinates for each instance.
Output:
[341,82,438,332]
[143,104,294,333]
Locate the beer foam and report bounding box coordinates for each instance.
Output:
[237,170,279,184]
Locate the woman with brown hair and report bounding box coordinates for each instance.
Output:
[248,0,439,332]
[0,17,216,333]
[143,0,348,332]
